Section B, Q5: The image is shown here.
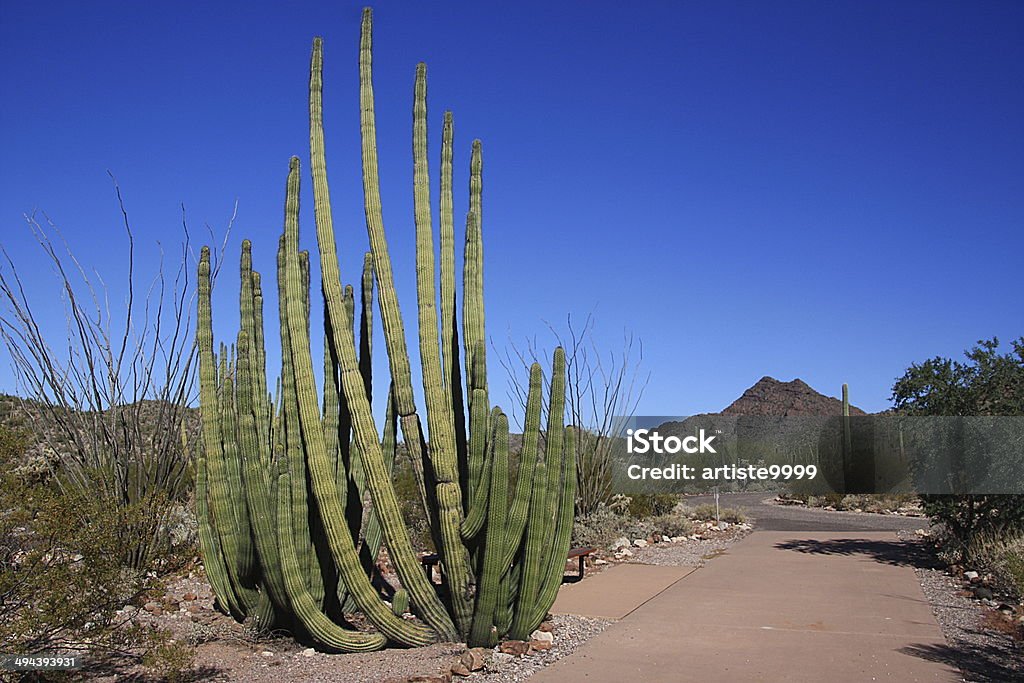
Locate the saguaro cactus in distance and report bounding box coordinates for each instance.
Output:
[195,8,576,651]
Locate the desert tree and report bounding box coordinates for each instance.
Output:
[0,180,229,569]
[501,313,648,518]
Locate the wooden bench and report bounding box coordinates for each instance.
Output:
[420,546,597,584]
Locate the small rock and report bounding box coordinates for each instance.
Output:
[301,647,316,657]
[183,592,198,601]
[972,586,994,600]
[593,558,608,565]
[964,570,980,581]
[611,537,631,551]
[614,548,633,558]
[143,601,161,614]
[538,621,554,633]
[632,539,648,548]
[499,640,531,656]
[261,651,274,658]
[530,629,554,643]
[650,534,663,544]
[530,639,552,651]
[450,663,471,677]
[718,521,730,531]
[492,652,514,666]
[460,648,486,671]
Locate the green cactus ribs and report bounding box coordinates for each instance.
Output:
[194,7,571,651]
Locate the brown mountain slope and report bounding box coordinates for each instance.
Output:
[720,376,866,416]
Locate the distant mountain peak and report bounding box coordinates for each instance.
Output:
[721,376,866,416]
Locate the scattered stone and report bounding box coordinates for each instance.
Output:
[964,570,980,581]
[614,548,633,558]
[611,537,630,550]
[537,621,554,633]
[972,586,994,600]
[450,663,471,677]
[718,521,730,531]
[183,592,197,601]
[492,652,514,666]
[301,647,315,657]
[530,639,552,651]
[498,640,530,656]
[530,629,554,643]
[143,601,162,616]
[633,539,648,548]
[593,558,608,565]
[261,651,274,658]
[460,648,485,671]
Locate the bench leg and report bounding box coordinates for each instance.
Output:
[578,555,585,578]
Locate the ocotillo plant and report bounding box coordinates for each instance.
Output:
[195,8,576,651]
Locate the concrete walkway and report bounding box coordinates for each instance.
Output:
[534,532,960,682]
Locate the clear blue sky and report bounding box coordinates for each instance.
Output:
[1,1,1022,418]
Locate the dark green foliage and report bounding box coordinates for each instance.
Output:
[891,337,1024,557]
[628,493,680,518]
[0,426,191,670]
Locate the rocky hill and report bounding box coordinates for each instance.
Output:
[720,376,866,416]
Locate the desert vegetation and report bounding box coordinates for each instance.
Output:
[193,8,575,652]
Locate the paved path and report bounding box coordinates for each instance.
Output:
[534,531,958,682]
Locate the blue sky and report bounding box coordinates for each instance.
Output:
[1,1,1022,418]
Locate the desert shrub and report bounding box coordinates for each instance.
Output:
[627,493,679,518]
[965,531,1024,599]
[572,504,630,549]
[683,504,746,524]
[140,626,197,683]
[0,213,200,572]
[0,429,161,658]
[647,514,693,538]
[890,338,1024,558]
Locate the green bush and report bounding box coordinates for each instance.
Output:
[572,505,630,549]
[0,425,190,672]
[646,514,693,538]
[683,504,746,524]
[965,531,1024,599]
[626,493,679,518]
[891,338,1024,557]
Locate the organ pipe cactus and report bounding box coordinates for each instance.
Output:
[195,7,575,651]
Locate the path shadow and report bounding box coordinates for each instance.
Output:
[773,538,941,569]
[899,641,1021,683]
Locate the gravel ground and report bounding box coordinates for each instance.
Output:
[183,613,611,682]
[625,528,751,567]
[894,530,1023,682]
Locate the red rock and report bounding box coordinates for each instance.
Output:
[498,640,530,656]
[450,663,471,676]
[538,621,554,633]
[460,648,485,671]
[530,639,552,651]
